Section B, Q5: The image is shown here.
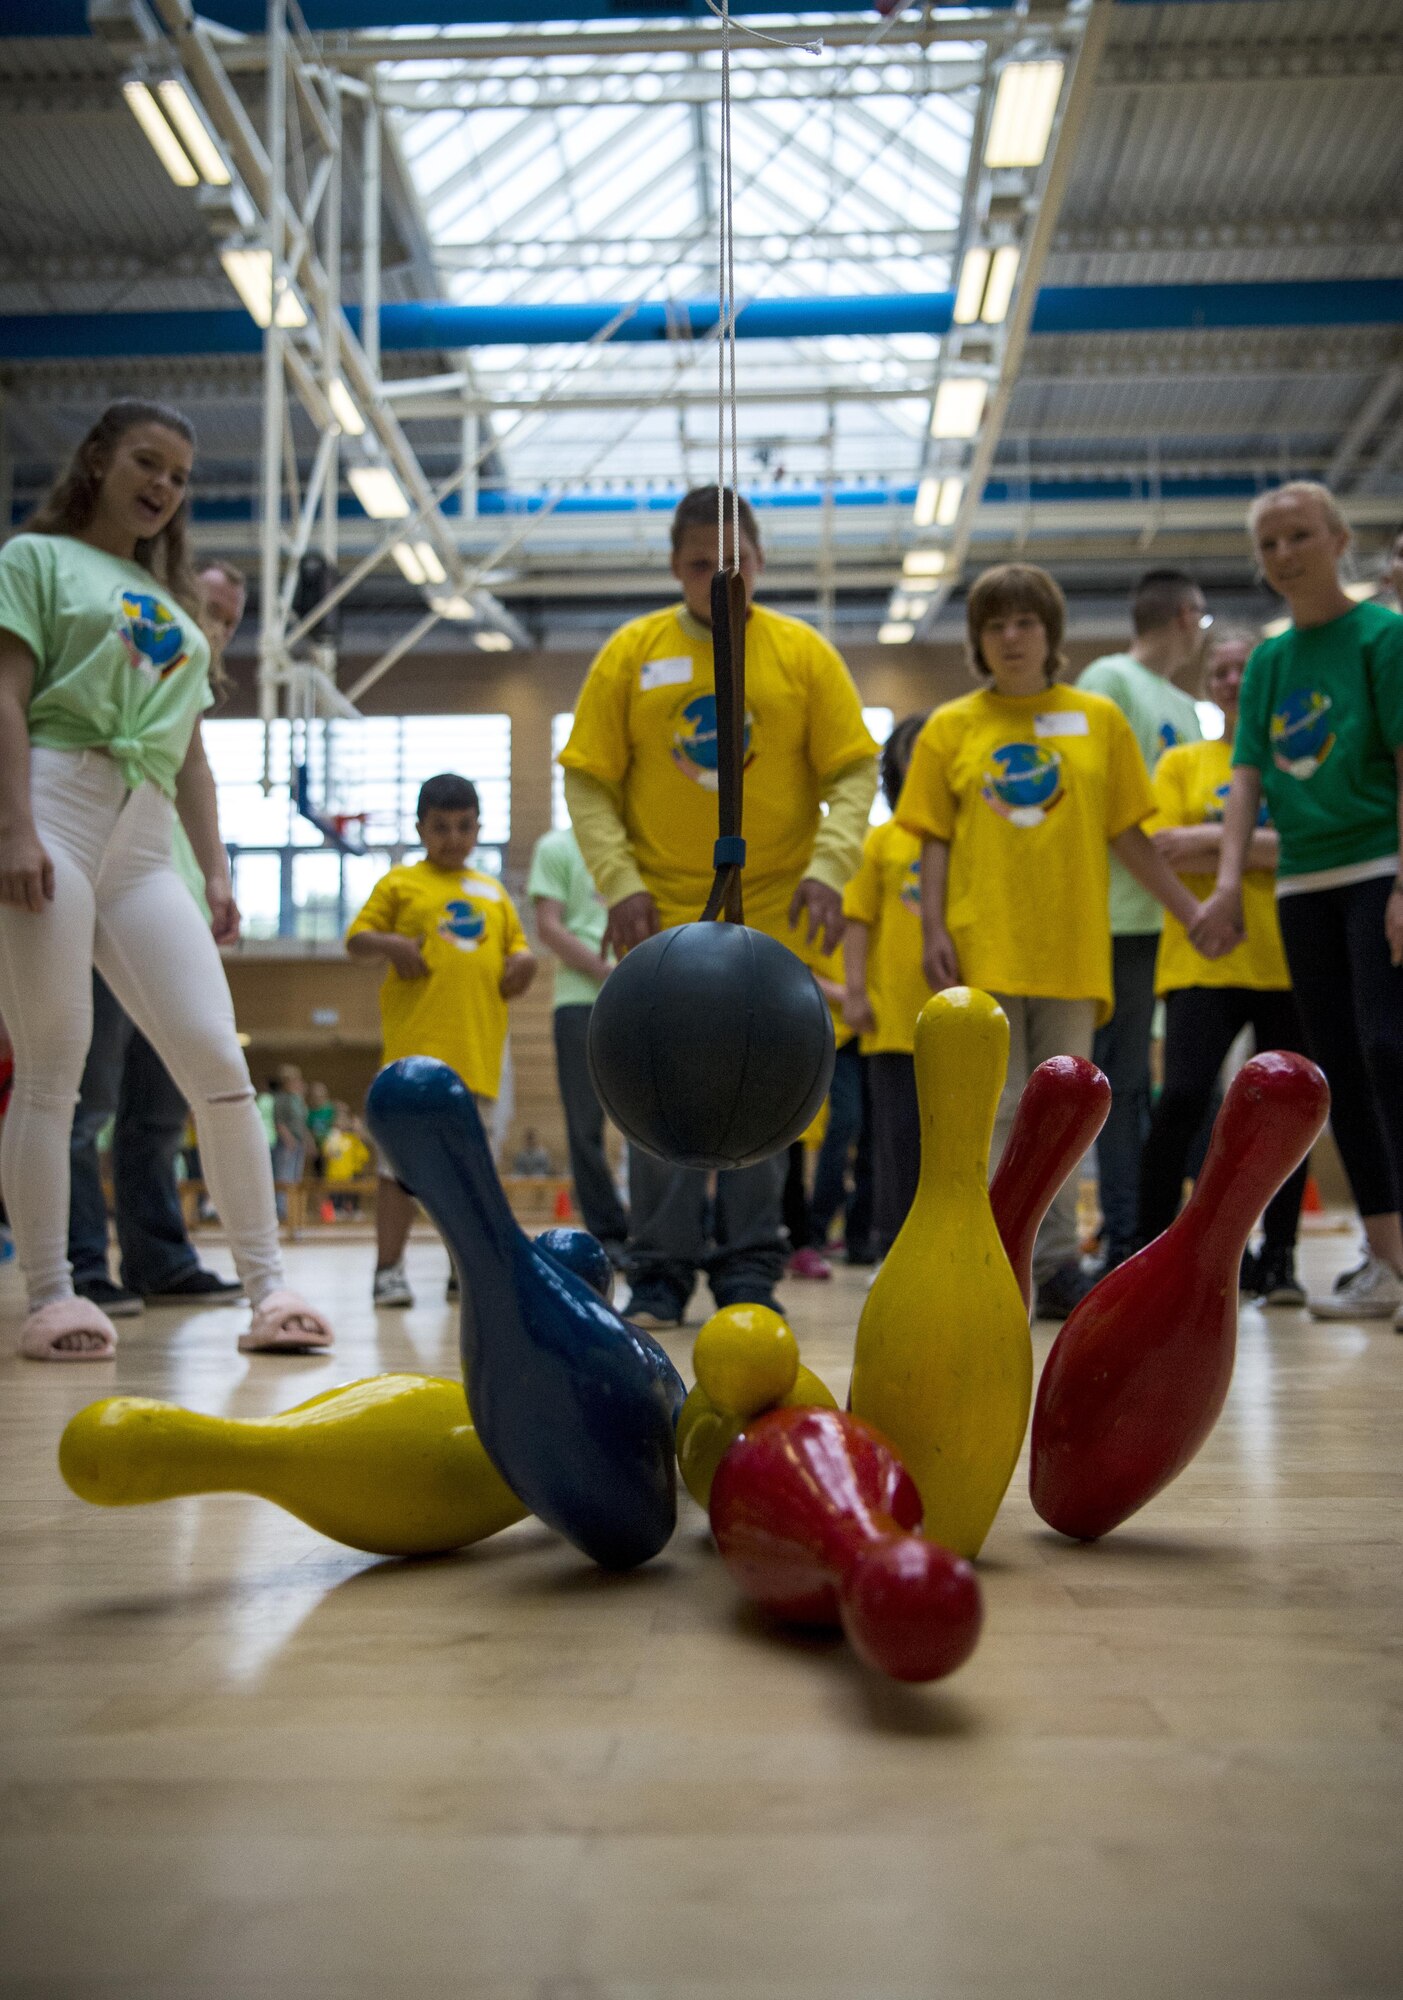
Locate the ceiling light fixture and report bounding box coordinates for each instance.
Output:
[122,80,198,188]
[391,542,426,585]
[953,248,990,326]
[936,476,965,525]
[984,60,1064,170]
[155,79,230,186]
[348,465,410,519]
[930,378,987,439]
[412,541,447,585]
[327,378,365,437]
[879,621,915,645]
[913,476,940,528]
[475,631,513,652]
[219,246,307,329]
[903,549,947,578]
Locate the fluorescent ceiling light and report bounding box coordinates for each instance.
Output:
[981,245,1020,326]
[953,248,990,326]
[327,378,365,437]
[475,631,512,652]
[122,81,197,188]
[155,79,229,186]
[430,592,476,621]
[879,621,915,645]
[892,593,931,622]
[1344,579,1377,602]
[904,549,947,578]
[937,476,965,525]
[219,246,307,329]
[411,541,447,585]
[985,60,1064,169]
[391,541,426,584]
[1261,615,1291,638]
[931,378,987,439]
[913,476,940,528]
[349,465,409,519]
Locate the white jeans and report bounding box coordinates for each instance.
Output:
[988,992,1099,1281]
[0,748,284,1311]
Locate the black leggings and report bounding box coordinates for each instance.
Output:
[1277,873,1403,1219]
[1138,985,1311,1252]
[869,1051,919,1253]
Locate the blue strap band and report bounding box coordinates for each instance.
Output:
[713,835,747,869]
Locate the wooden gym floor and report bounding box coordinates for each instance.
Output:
[1,1231,1400,2000]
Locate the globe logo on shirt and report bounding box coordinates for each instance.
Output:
[119,590,188,683]
[1206,780,1271,828]
[439,899,486,951]
[1158,721,1182,754]
[1270,689,1335,780]
[899,859,922,911]
[670,692,755,790]
[981,742,1065,828]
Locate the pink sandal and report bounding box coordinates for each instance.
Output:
[238,1288,335,1355]
[20,1298,118,1362]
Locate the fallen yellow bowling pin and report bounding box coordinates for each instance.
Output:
[676,1304,837,1507]
[849,988,1030,1559]
[59,1374,528,1558]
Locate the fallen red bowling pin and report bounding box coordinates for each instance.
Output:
[709,1407,983,1683]
[990,1055,1111,1313]
[1030,1050,1329,1540]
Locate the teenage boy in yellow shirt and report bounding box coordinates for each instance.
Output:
[347,773,536,1308]
[896,564,1211,1320]
[560,485,878,1326]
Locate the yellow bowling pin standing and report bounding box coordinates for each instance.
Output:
[675,1304,838,1507]
[849,988,1030,1559]
[59,1374,528,1558]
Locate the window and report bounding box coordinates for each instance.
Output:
[204,713,512,941]
[552,712,573,830]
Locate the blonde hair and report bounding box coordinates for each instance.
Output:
[1248,481,1350,543]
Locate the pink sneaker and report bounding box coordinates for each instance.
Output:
[787,1247,832,1281]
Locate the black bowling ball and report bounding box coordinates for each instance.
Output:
[587,921,835,1170]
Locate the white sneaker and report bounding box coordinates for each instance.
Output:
[1307,1255,1403,1322]
[373,1264,415,1309]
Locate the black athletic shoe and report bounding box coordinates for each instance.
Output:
[75,1276,144,1318]
[145,1268,244,1305]
[1239,1247,1263,1295]
[625,1288,686,1330]
[1255,1250,1306,1308]
[1033,1262,1094,1323]
[713,1288,782,1316]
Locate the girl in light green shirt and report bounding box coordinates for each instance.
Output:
[0,398,333,1361]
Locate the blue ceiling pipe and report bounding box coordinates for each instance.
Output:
[1,281,1399,363]
[4,0,1013,31]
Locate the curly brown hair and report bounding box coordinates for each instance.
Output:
[25,400,232,698]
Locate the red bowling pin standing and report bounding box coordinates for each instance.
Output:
[709,1407,983,1683]
[1030,1050,1329,1540]
[990,1056,1112,1313]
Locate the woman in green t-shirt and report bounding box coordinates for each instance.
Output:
[0,399,334,1360]
[1195,481,1403,1326]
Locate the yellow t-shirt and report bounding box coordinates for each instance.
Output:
[559,602,876,940]
[842,821,931,1055]
[895,685,1154,1026]
[1149,737,1291,996]
[346,859,528,1100]
[322,1129,372,1183]
[795,935,855,1054]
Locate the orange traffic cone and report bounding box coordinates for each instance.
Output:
[553,1185,573,1223]
[1302,1175,1323,1214]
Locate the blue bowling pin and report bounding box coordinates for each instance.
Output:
[366,1058,685,1570]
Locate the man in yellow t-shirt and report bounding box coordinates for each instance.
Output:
[895,563,1206,1320]
[347,772,536,1309]
[560,485,878,1326]
[1138,631,1310,1303]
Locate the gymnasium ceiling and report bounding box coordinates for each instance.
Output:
[0,0,1400,650]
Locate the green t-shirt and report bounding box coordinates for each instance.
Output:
[1078,652,1202,934]
[526,825,609,1009]
[0,532,212,798]
[1233,601,1403,881]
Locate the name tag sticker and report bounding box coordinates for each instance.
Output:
[1035,711,1089,738]
[640,656,693,692]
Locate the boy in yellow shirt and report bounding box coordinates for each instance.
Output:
[1138,631,1309,1303]
[347,773,536,1308]
[843,714,932,1254]
[560,486,877,1325]
[895,564,1210,1320]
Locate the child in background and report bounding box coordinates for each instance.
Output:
[322,1102,371,1214]
[305,1081,335,1167]
[346,772,536,1308]
[842,715,931,1256]
[1138,629,1310,1304]
[896,564,1212,1319]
